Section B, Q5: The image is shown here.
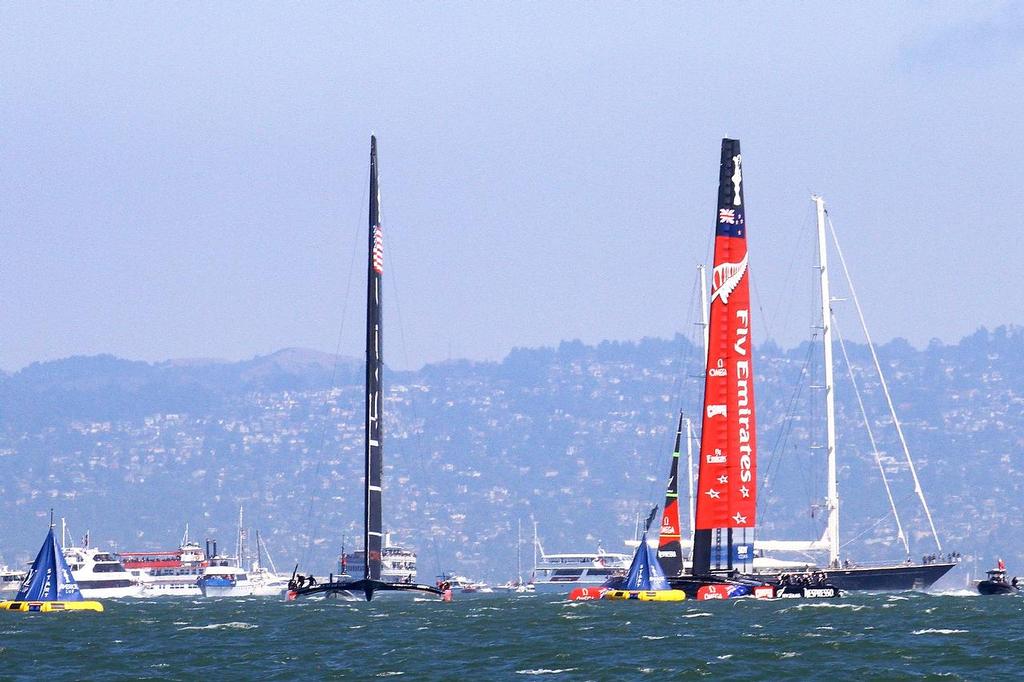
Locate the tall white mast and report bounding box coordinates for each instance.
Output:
[689,264,709,543]
[814,195,840,565]
[516,518,523,583]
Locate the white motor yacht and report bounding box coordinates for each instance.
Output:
[1,564,28,595]
[63,546,144,598]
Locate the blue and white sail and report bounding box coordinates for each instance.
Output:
[15,527,84,602]
[623,506,670,591]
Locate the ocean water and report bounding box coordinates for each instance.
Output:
[1,590,1021,680]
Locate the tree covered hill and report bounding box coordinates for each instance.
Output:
[1,327,1021,581]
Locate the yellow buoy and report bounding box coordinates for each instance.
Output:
[1,600,104,613]
[602,589,686,602]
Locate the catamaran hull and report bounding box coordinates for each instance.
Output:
[761,563,956,592]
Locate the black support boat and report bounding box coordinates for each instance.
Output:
[290,137,442,602]
[977,563,1020,596]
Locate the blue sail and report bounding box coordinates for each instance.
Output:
[623,529,670,591]
[15,527,83,602]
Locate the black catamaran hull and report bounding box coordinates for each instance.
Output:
[290,579,442,602]
[669,562,955,597]
[743,563,956,592]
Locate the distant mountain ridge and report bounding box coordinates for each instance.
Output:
[0,348,363,431]
[0,325,1022,581]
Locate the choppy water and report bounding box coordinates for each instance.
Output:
[1,590,1021,680]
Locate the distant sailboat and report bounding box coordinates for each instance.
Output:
[1,514,103,613]
[289,136,442,602]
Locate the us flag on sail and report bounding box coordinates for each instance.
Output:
[372,224,384,274]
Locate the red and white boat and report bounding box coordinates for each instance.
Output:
[121,528,209,597]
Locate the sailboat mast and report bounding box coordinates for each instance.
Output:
[237,505,244,563]
[692,138,757,576]
[814,195,840,565]
[657,412,686,576]
[364,135,385,582]
[516,518,522,582]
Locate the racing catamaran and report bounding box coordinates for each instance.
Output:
[289,137,442,602]
[668,139,953,594]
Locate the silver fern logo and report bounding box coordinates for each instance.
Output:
[711,254,748,304]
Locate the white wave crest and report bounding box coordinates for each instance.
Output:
[516,669,579,675]
[912,628,968,635]
[177,622,258,631]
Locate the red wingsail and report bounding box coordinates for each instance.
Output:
[694,139,757,534]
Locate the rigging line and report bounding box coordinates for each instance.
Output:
[769,203,818,347]
[838,508,904,552]
[651,265,704,508]
[834,318,910,555]
[384,231,445,579]
[756,338,817,525]
[826,211,942,552]
[299,172,368,569]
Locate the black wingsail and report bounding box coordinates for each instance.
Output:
[365,135,384,583]
[656,412,686,577]
[288,136,441,602]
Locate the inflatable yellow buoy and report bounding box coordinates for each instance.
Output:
[602,589,686,602]
[1,600,104,613]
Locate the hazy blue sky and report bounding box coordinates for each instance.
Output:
[3,2,1022,370]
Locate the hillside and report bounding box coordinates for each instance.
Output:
[1,327,1022,581]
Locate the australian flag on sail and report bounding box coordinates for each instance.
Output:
[15,527,84,602]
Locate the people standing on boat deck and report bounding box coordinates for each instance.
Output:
[307,574,317,587]
[998,558,1006,571]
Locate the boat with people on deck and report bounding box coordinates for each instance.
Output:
[530,532,630,594]
[121,526,208,597]
[198,509,287,597]
[977,559,1020,595]
[288,136,444,603]
[657,139,837,600]
[662,138,950,598]
[57,521,143,598]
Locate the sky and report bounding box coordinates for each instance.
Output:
[2,2,1023,371]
